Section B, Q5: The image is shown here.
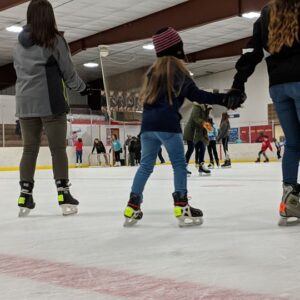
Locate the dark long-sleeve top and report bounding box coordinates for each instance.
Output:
[232,5,300,90]
[141,71,225,133]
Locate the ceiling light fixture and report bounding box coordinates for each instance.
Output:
[6,25,23,33]
[242,12,261,19]
[83,62,99,68]
[143,43,155,50]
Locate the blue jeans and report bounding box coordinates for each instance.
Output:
[270,82,300,184]
[76,151,82,163]
[131,131,187,199]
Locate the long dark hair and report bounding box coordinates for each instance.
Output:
[268,0,300,54]
[27,0,59,49]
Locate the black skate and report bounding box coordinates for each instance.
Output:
[124,193,143,227]
[199,163,211,176]
[255,158,260,163]
[18,181,35,217]
[173,192,203,227]
[56,180,79,216]
[264,158,269,163]
[221,159,232,168]
[278,184,300,226]
[208,162,214,169]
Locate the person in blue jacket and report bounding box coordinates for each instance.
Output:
[207,117,220,168]
[110,134,122,167]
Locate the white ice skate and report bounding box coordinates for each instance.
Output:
[278,184,300,226]
[18,207,31,218]
[123,206,143,227]
[60,204,78,216]
[174,205,203,227]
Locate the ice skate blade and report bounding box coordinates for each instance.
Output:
[18,207,31,218]
[123,218,139,227]
[198,172,211,177]
[278,217,300,226]
[221,166,232,169]
[61,204,78,216]
[178,217,203,227]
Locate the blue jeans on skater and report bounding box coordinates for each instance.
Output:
[131,131,187,200]
[76,150,82,164]
[270,82,300,185]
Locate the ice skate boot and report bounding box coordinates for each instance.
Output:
[278,183,300,226]
[124,193,143,227]
[199,163,211,176]
[18,181,35,217]
[56,179,79,216]
[221,159,232,168]
[186,167,192,177]
[255,158,260,163]
[208,162,214,169]
[264,158,269,163]
[173,192,203,227]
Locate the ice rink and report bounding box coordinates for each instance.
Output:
[0,162,299,300]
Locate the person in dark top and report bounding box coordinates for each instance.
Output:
[92,138,109,165]
[123,27,243,227]
[128,137,137,166]
[157,147,166,164]
[217,112,231,168]
[229,0,300,226]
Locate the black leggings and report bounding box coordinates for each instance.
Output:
[207,140,219,164]
[185,140,206,165]
[222,136,230,159]
[115,150,121,162]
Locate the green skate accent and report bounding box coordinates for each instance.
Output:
[124,207,134,218]
[18,197,26,205]
[174,207,183,218]
[58,194,64,203]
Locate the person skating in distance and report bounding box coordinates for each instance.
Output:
[123,27,245,227]
[228,0,300,225]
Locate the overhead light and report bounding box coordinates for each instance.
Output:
[242,12,261,19]
[6,25,23,33]
[83,62,99,68]
[189,71,194,76]
[143,43,155,50]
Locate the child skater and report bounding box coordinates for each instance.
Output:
[273,138,282,160]
[123,27,244,227]
[75,138,83,167]
[255,135,273,163]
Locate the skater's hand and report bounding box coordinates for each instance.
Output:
[222,88,247,110]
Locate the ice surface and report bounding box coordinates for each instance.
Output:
[0,163,299,299]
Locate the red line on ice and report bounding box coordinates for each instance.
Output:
[0,254,285,300]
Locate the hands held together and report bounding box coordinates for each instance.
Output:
[222,88,247,110]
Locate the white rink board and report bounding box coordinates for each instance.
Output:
[0,163,298,299]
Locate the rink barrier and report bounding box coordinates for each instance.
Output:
[0,144,280,171]
[0,159,279,172]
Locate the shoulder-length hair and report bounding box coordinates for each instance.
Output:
[27,0,60,49]
[140,56,190,106]
[268,0,300,54]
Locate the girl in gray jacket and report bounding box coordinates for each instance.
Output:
[14,0,88,217]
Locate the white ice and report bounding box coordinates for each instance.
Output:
[0,163,299,299]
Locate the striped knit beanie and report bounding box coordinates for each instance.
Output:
[152,27,185,59]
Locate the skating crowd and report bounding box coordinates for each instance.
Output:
[13,0,300,227]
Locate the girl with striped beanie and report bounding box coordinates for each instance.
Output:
[123,27,240,227]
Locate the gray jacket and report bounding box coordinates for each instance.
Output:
[217,120,230,141]
[13,26,86,117]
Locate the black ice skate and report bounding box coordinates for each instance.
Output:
[264,158,269,163]
[198,163,211,176]
[208,162,214,169]
[18,181,35,217]
[173,192,203,227]
[221,159,232,168]
[124,193,143,227]
[56,180,79,216]
[278,184,300,226]
[255,158,260,163]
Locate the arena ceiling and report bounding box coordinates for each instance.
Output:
[0,0,268,90]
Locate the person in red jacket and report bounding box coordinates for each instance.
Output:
[255,135,273,163]
[75,138,83,167]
